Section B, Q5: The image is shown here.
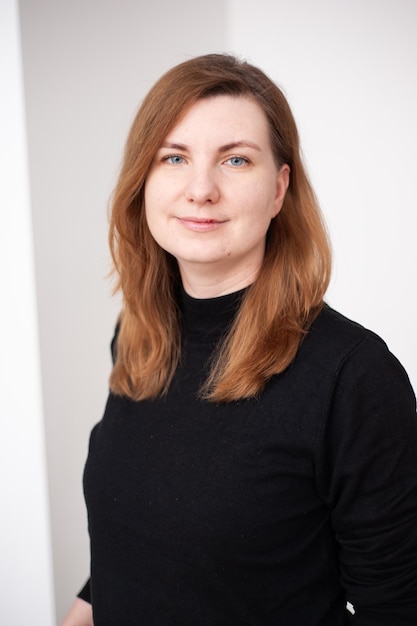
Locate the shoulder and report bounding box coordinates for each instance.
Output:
[295,304,415,401]
[302,303,388,369]
[308,303,384,350]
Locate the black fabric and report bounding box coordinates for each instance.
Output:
[77,579,91,603]
[80,290,417,625]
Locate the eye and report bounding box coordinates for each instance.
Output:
[163,154,186,165]
[225,156,249,167]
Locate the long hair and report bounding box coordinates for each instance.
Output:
[109,54,332,402]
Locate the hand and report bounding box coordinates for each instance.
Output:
[61,597,93,626]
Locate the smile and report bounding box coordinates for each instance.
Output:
[177,217,227,232]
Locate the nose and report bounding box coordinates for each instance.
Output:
[184,165,220,204]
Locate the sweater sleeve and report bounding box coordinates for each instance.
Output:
[76,326,118,608]
[77,578,91,604]
[316,333,417,625]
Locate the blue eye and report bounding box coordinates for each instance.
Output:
[164,154,185,165]
[226,156,249,167]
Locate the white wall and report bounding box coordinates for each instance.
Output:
[0,1,55,624]
[18,0,228,621]
[228,0,417,389]
[13,0,417,623]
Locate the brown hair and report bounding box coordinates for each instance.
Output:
[109,53,331,402]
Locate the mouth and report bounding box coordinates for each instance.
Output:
[177,216,227,232]
[180,216,225,223]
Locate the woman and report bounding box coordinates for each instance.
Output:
[63,54,417,625]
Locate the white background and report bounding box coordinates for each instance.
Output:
[0,0,55,623]
[2,1,415,623]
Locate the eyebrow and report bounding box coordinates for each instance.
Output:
[160,140,261,152]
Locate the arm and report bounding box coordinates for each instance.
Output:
[317,334,417,624]
[61,597,93,626]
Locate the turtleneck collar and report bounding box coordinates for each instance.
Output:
[179,286,248,343]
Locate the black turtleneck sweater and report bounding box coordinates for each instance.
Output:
[79,290,417,625]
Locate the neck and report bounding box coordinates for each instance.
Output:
[178,260,261,299]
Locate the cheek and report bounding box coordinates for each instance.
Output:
[144,201,176,254]
[144,183,163,228]
[239,184,278,225]
[143,193,160,242]
[144,172,162,208]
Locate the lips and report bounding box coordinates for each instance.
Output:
[177,216,227,232]
[180,217,223,223]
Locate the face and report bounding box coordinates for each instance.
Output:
[144,95,290,295]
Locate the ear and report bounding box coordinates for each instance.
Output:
[272,164,290,218]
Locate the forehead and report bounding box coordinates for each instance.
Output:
[164,95,270,144]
